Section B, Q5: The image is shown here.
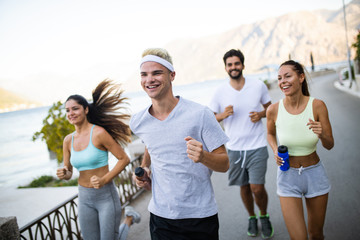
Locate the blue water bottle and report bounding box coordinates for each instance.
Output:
[278,145,289,171]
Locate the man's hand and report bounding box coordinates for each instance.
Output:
[223,105,234,118]
[249,111,262,123]
[185,136,204,163]
[132,167,151,189]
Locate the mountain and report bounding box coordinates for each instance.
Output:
[124,0,360,89]
[0,88,41,112]
[2,1,359,102]
[325,0,360,30]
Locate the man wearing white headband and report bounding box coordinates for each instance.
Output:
[131,48,230,240]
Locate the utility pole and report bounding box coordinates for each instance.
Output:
[342,0,354,88]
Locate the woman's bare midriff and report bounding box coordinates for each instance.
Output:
[289,151,320,168]
[78,165,109,188]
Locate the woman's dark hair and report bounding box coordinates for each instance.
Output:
[280,60,310,96]
[66,79,131,145]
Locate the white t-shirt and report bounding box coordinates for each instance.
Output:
[130,96,229,219]
[209,77,271,151]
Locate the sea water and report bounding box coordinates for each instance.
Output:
[0,106,55,187]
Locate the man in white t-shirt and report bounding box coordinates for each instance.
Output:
[131,48,229,240]
[209,49,273,239]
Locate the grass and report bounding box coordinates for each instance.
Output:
[18,175,78,188]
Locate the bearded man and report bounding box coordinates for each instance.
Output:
[209,49,274,239]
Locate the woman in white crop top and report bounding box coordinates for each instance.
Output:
[56,79,140,240]
[266,60,334,240]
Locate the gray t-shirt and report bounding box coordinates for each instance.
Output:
[130,96,229,219]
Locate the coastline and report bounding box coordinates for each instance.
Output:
[0,103,43,114]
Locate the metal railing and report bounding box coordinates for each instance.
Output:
[20,155,143,240]
[114,155,144,206]
[19,194,80,240]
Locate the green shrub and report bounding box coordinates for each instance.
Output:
[32,101,74,163]
[18,175,78,188]
[352,30,360,74]
[29,175,54,187]
[343,65,355,80]
[352,30,360,62]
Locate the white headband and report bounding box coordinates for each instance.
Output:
[140,55,174,72]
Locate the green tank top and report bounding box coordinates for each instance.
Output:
[276,97,319,156]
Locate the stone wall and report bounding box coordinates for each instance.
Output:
[0,217,20,240]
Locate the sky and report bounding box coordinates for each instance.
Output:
[0,0,352,104]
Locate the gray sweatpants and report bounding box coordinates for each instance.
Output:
[78,182,129,240]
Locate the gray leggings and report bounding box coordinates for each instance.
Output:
[78,182,129,240]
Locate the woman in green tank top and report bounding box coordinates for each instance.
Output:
[266,60,334,240]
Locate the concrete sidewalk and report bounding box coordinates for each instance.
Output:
[0,186,78,228]
[334,79,360,98]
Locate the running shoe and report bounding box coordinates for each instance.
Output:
[260,214,274,239]
[125,206,141,224]
[247,216,258,237]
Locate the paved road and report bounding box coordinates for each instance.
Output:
[126,73,360,240]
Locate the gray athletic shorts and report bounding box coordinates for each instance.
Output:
[277,161,331,198]
[227,146,269,186]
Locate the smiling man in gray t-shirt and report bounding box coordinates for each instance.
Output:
[130,48,229,240]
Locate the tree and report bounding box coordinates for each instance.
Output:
[352,29,360,74]
[32,101,74,163]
